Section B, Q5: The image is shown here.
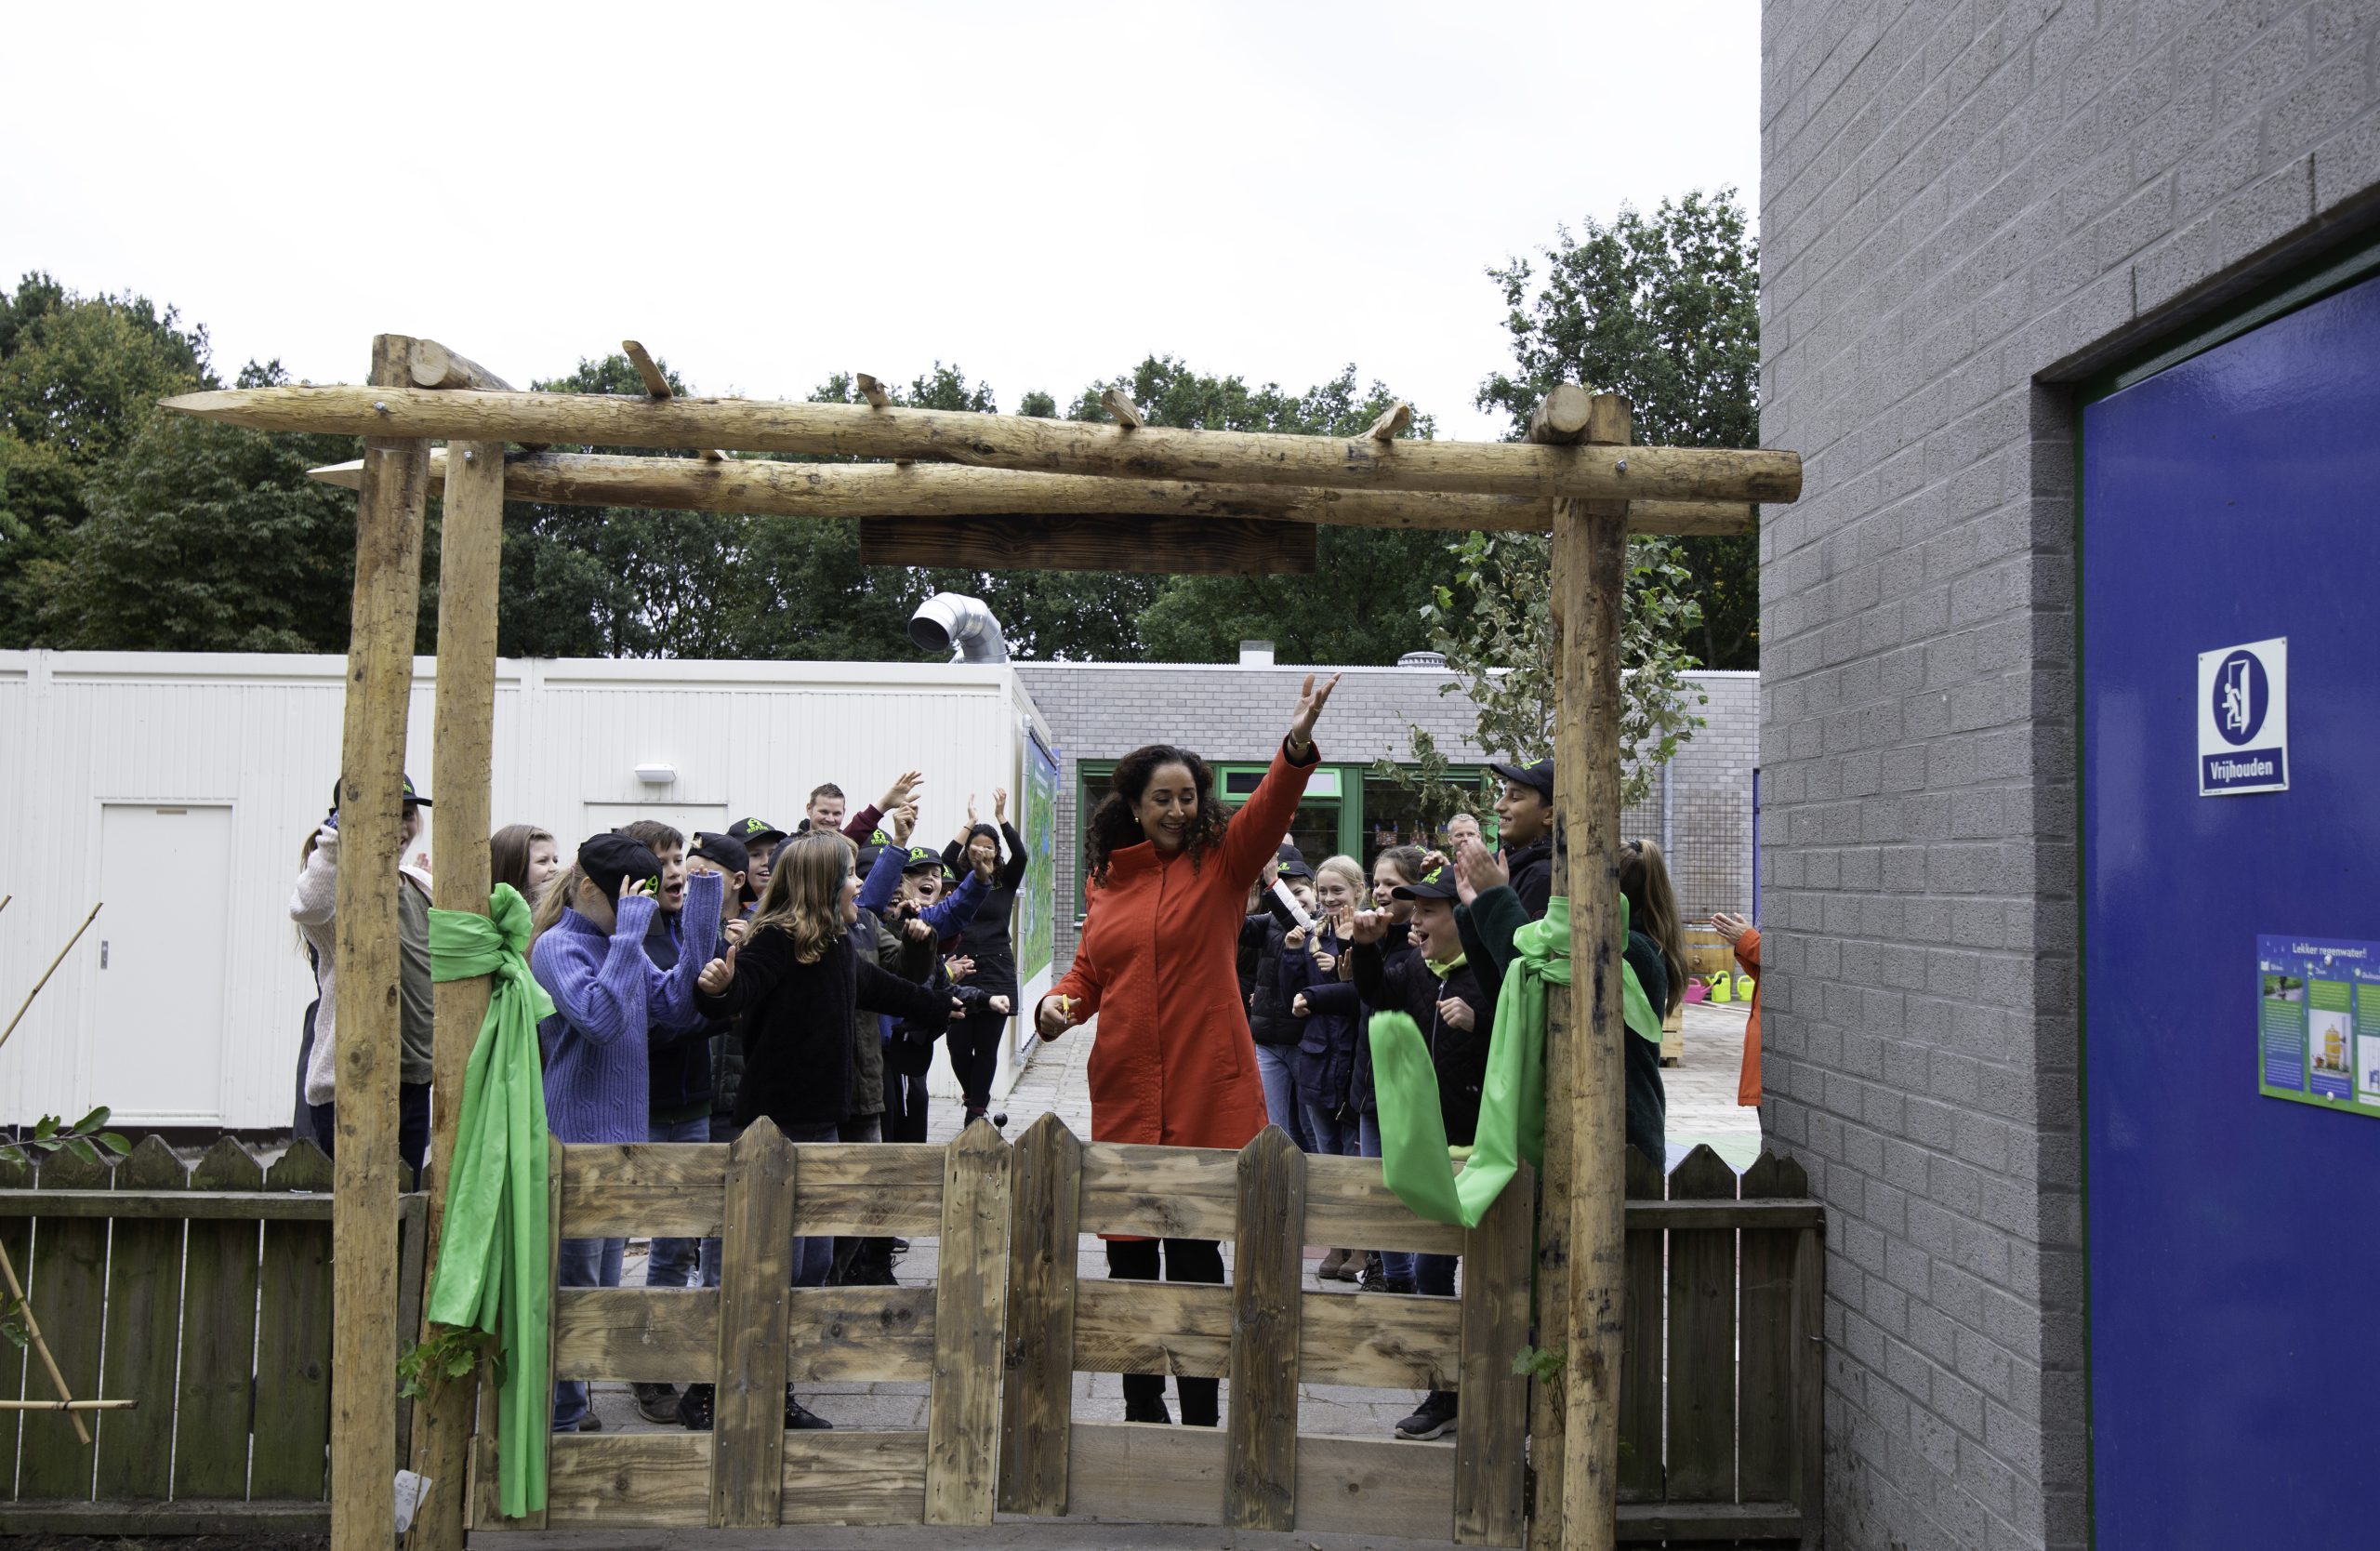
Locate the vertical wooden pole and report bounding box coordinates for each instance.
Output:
[1552,391,1633,1551]
[711,1120,798,1528]
[998,1113,1082,1516]
[407,435,505,1551]
[925,1121,1014,1526]
[1223,1125,1306,1532]
[331,332,430,1551]
[1456,1156,1536,1545]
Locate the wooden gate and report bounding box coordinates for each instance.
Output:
[469,1112,1822,1544]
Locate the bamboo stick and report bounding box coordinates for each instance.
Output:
[0,902,102,1055]
[305,451,1759,537]
[0,1399,139,1412]
[404,436,504,1551]
[1552,391,1634,1551]
[0,1240,91,1444]
[165,383,1804,503]
[330,335,432,1551]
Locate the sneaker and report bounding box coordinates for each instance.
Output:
[632,1382,681,1424]
[677,1384,714,1431]
[891,1239,911,1253]
[1354,1251,1387,1291]
[784,1390,834,1430]
[1394,1390,1459,1441]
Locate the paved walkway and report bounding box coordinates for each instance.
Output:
[592,1001,1764,1443]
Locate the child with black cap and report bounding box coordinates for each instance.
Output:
[531,830,723,1433]
[1487,756,1557,918]
[728,816,785,909]
[1347,856,1496,1442]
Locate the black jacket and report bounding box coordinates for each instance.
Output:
[642,906,715,1119]
[942,822,1027,999]
[1505,836,1554,920]
[1281,925,1359,1115]
[1347,920,1412,1116]
[1351,936,1495,1147]
[1246,913,1305,1048]
[696,926,949,1131]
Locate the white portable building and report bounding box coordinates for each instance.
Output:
[0,651,1058,1131]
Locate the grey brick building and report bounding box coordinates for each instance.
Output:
[1016,655,1759,972]
[1759,5,2380,1548]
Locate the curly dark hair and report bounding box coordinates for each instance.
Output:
[1084,744,1228,887]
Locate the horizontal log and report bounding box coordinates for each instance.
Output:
[308,449,1758,536]
[859,514,1317,575]
[0,1187,331,1220]
[173,383,1804,502]
[409,338,513,392]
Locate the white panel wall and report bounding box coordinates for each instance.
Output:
[0,652,1038,1130]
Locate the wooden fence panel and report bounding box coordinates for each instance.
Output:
[1224,1125,1305,1531]
[1617,1144,1668,1503]
[20,1147,109,1498]
[252,1140,334,1502]
[0,1155,27,1473]
[923,1120,1012,1526]
[1455,1157,1535,1545]
[96,1136,187,1499]
[998,1111,1080,1517]
[1737,1150,1804,1505]
[709,1119,797,1529]
[176,1138,264,1499]
[1663,1144,1739,1503]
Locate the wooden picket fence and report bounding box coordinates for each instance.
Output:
[473,1115,1824,1546]
[0,1135,429,1535]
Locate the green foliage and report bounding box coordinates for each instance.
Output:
[1101,356,1449,665]
[1477,190,1762,669]
[1366,728,1495,835]
[397,1324,492,1399]
[0,1105,133,1173]
[1510,1342,1566,1383]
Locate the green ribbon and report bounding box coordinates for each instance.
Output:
[1372,894,1659,1227]
[424,883,555,1518]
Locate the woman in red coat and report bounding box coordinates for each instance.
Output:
[1034,671,1339,1425]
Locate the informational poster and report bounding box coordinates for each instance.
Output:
[2199,636,2289,795]
[2256,935,2380,1119]
[1013,725,1060,1054]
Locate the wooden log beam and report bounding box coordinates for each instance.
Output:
[408,338,513,392]
[331,335,431,1551]
[620,340,724,458]
[1528,382,1595,445]
[170,383,1803,503]
[1552,391,1633,1551]
[859,514,1316,576]
[307,451,1760,537]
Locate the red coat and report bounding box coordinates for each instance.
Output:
[1047,741,1316,1147]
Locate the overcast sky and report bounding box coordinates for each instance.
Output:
[4,3,1758,443]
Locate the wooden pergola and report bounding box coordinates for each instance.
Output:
[163,335,1800,1551]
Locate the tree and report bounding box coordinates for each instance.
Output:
[1477,189,1762,669]
[1092,356,1451,664]
[33,361,377,651]
[0,272,214,645]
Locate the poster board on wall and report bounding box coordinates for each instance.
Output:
[1014,722,1060,1055]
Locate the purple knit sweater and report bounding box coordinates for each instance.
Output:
[533,871,722,1145]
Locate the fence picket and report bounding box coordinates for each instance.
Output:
[997,1112,1080,1517]
[1455,1157,1535,1546]
[0,1154,27,1474]
[1662,1144,1738,1503]
[924,1120,1012,1526]
[177,1138,263,1499]
[253,1140,333,1501]
[20,1146,109,1498]
[1738,1149,1803,1508]
[96,1136,186,1498]
[710,1120,797,1529]
[1617,1145,1667,1503]
[1223,1124,1304,1531]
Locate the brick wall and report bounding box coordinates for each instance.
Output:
[1760,4,2380,1547]
[1014,663,1760,969]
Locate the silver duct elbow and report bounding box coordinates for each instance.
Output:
[908,591,1010,664]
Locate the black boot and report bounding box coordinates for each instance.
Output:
[1121,1373,1172,1424]
[1177,1376,1221,1428]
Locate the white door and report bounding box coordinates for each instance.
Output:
[95,803,233,1122]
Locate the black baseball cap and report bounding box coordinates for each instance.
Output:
[901,845,945,873]
[730,815,786,848]
[576,831,662,905]
[1488,758,1554,801]
[1391,862,1461,902]
[328,773,431,812]
[1275,842,1313,880]
[689,831,750,874]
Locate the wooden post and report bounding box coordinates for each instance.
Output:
[925,1121,1013,1526]
[1224,1125,1305,1531]
[405,433,505,1551]
[330,332,431,1551]
[711,1120,798,1528]
[1551,391,1633,1550]
[998,1113,1082,1516]
[1527,983,1574,1551]
[1455,1157,1536,1545]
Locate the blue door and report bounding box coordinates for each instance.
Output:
[2082,268,2380,1548]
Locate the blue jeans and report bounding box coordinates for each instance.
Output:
[1304,1102,1357,1159]
[782,1119,840,1292]
[1355,1113,1424,1286]
[697,1116,741,1289]
[644,1113,712,1290]
[551,1236,625,1429]
[1252,1044,1313,1151]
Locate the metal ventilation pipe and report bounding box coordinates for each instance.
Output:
[908,591,1010,664]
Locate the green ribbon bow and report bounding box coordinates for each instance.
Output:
[1372,894,1659,1227]
[424,883,555,1518]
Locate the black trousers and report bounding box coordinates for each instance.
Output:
[1104,1237,1224,1425]
[948,1004,1006,1113]
[884,1068,931,1144]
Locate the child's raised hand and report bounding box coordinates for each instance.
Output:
[697,944,737,996]
[1348,908,1391,945]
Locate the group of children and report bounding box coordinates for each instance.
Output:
[1236,754,1687,1441]
[290,769,1031,1436]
